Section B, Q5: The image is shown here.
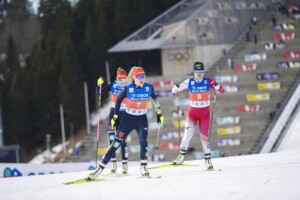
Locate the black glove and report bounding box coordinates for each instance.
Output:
[214,83,220,90]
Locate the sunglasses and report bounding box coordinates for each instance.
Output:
[194,70,204,74]
[117,78,126,83]
[135,74,145,79]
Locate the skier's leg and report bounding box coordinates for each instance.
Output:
[199,107,213,169]
[136,115,150,176]
[173,107,196,164]
[87,114,132,180]
[121,141,129,174]
[107,108,117,172]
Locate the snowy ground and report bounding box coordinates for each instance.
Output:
[1,106,299,200]
[0,149,300,200]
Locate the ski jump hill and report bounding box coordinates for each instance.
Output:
[0,107,300,200]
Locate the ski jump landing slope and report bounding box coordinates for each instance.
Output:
[1,149,300,200]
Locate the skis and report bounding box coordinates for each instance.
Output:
[63,178,105,185]
[149,163,198,170]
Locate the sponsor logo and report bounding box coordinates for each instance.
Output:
[119,132,125,138]
[137,94,148,97]
[207,144,211,149]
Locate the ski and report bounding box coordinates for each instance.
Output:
[138,175,162,179]
[63,178,105,185]
[149,163,198,170]
[207,168,222,172]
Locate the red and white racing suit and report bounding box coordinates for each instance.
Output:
[177,77,224,154]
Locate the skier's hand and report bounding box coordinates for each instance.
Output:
[156,109,164,124]
[172,85,179,93]
[111,114,119,129]
[214,83,220,91]
[97,77,104,86]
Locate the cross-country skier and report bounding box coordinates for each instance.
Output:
[87,66,164,180]
[172,62,224,170]
[97,67,129,174]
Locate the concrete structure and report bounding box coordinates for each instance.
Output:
[109,0,267,77]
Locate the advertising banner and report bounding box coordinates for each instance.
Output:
[257,82,280,90]
[256,72,279,80]
[272,23,295,31]
[246,93,270,102]
[224,85,238,93]
[161,131,181,140]
[215,75,238,83]
[0,162,96,178]
[279,60,300,69]
[173,99,190,106]
[217,126,241,135]
[264,42,285,50]
[173,120,185,128]
[274,32,295,40]
[194,150,219,159]
[152,80,174,88]
[234,63,257,71]
[216,116,240,125]
[236,104,260,112]
[217,138,241,147]
[244,53,267,62]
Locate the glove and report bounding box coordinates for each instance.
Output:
[172,85,179,93]
[214,83,220,91]
[111,114,119,129]
[97,77,104,86]
[156,109,164,124]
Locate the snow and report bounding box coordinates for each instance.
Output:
[1,150,300,200]
[1,100,299,200]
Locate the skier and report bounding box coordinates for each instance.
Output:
[87,66,164,180]
[97,67,129,174]
[172,62,224,170]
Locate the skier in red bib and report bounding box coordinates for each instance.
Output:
[97,67,129,174]
[172,62,224,170]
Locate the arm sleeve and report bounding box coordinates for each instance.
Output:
[177,79,189,92]
[208,78,225,93]
[150,87,160,110]
[96,83,111,95]
[114,86,127,115]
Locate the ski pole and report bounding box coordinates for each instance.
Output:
[95,85,102,167]
[154,124,161,149]
[208,90,217,142]
[176,92,182,143]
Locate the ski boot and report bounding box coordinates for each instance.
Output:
[86,164,104,181]
[122,160,128,174]
[172,149,186,165]
[140,162,150,177]
[205,153,214,170]
[110,158,117,173]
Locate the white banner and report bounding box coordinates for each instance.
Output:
[0,162,95,178]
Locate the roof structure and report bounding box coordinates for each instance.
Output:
[108,0,268,53]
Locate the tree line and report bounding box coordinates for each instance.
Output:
[0,0,178,161]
